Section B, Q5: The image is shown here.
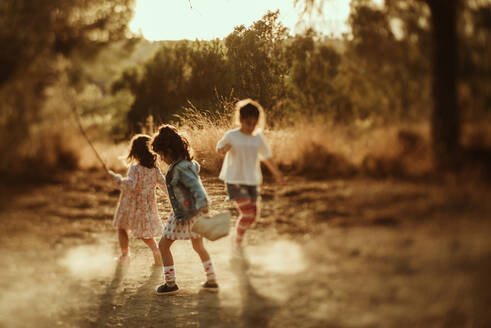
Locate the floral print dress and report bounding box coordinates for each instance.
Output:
[112,164,165,239]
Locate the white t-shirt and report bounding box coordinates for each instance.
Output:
[216,128,272,185]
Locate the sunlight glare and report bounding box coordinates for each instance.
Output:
[59,245,115,279]
[248,239,306,274]
[129,0,352,40]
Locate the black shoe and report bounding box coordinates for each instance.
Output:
[154,283,179,295]
[201,281,219,293]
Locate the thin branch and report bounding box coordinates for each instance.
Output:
[62,86,109,172]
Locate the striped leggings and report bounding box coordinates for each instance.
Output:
[234,198,259,245]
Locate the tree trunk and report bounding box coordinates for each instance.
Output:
[428,0,461,169]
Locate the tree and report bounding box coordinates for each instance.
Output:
[187,40,231,107]
[114,11,290,132]
[0,0,134,86]
[286,29,343,117]
[348,0,431,120]
[113,41,193,130]
[425,0,461,168]
[113,40,232,132]
[0,0,135,172]
[459,2,491,119]
[295,0,467,169]
[224,10,289,109]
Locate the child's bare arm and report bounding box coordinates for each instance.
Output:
[262,159,284,183]
[109,166,138,190]
[217,144,231,155]
[216,132,232,155]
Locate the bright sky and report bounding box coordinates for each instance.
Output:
[129,0,353,41]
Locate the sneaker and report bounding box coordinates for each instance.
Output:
[154,283,179,295]
[201,281,219,293]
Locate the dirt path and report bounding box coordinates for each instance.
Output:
[1,170,490,327]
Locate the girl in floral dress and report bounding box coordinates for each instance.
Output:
[109,134,165,266]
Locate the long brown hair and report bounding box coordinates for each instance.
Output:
[151,124,193,162]
[127,134,156,168]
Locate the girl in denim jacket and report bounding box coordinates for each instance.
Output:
[151,124,218,295]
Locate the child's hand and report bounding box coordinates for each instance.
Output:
[199,206,209,214]
[218,144,232,155]
[108,170,122,183]
[262,159,284,184]
[274,172,284,184]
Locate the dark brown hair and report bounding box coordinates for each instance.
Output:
[127,134,156,168]
[240,103,260,119]
[233,98,265,131]
[151,124,193,162]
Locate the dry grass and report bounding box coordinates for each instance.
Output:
[65,112,490,183]
[77,141,129,172]
[175,107,234,174]
[9,99,490,182]
[1,114,435,181]
[174,108,435,179]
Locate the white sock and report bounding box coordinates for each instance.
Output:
[163,265,175,284]
[202,260,216,282]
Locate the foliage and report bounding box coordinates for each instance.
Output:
[459,0,491,119]
[346,0,432,119]
[295,0,489,168]
[285,29,345,118]
[0,0,135,174]
[112,10,292,131]
[1,0,489,177]
[113,1,488,134]
[112,39,230,131]
[224,10,290,108]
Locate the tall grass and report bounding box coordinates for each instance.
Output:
[173,105,434,179]
[69,110,491,181]
[16,99,491,182]
[4,99,436,181]
[174,105,234,174]
[1,77,442,182]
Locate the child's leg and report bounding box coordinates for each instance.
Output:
[118,228,129,256]
[159,237,176,285]
[159,237,175,266]
[191,237,217,283]
[234,198,258,246]
[141,238,163,266]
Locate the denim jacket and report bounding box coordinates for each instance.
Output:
[166,159,209,222]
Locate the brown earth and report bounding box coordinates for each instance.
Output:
[0,169,490,328]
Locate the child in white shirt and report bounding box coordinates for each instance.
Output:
[216,99,283,253]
